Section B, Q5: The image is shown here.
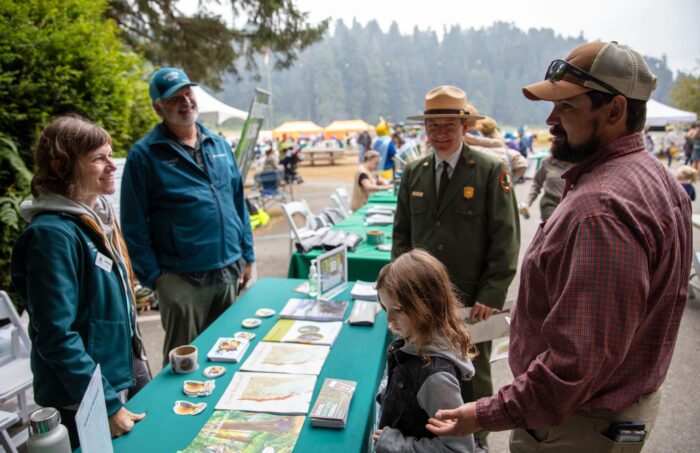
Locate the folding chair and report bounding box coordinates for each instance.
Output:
[0,410,20,453]
[334,187,352,213]
[281,200,328,255]
[253,169,288,209]
[330,193,350,219]
[0,291,33,425]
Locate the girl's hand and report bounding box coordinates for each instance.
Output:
[373,428,383,443]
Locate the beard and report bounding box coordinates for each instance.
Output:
[550,122,603,163]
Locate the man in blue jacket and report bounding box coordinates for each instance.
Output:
[121,68,255,364]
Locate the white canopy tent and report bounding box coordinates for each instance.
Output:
[193,86,247,125]
[646,99,697,127]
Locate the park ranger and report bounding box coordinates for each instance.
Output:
[392,85,520,452]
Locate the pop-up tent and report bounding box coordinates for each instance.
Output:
[323,119,374,140]
[646,99,697,127]
[272,121,323,139]
[194,86,247,125]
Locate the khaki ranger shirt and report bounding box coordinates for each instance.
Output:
[392,144,520,309]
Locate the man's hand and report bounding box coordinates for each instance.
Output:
[426,402,481,437]
[108,407,145,438]
[470,302,494,322]
[240,263,253,289]
[373,428,383,443]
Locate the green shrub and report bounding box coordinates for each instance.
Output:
[0,0,157,161]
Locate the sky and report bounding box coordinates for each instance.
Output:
[292,0,700,75]
[179,0,699,75]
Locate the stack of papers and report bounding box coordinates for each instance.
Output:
[347,301,381,325]
[310,378,357,428]
[350,281,378,301]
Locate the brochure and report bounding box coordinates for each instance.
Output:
[240,342,330,376]
[263,319,343,347]
[310,378,357,428]
[215,371,317,414]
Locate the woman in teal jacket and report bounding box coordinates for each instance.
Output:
[11,116,150,448]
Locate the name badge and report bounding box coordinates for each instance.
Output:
[95,252,113,272]
[411,191,424,198]
[463,186,474,199]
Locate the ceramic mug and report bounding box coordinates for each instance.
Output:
[366,229,385,245]
[169,345,199,374]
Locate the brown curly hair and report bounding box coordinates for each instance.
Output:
[376,248,477,362]
[31,115,112,199]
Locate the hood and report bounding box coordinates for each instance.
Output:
[20,193,114,234]
[401,337,475,381]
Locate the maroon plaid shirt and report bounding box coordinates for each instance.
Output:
[476,133,692,430]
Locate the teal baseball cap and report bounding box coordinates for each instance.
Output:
[149,67,197,102]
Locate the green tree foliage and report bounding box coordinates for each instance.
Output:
[669,71,700,116]
[0,0,157,159]
[106,0,329,89]
[0,0,157,295]
[219,20,675,128]
[0,135,31,297]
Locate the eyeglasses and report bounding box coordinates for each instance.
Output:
[545,59,623,97]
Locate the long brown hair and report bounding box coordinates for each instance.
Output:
[31,115,112,198]
[376,248,477,361]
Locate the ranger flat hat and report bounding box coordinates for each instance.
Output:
[407,85,485,121]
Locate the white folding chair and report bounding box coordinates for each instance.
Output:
[334,187,352,213]
[330,193,350,219]
[0,291,33,425]
[0,410,20,453]
[281,200,328,255]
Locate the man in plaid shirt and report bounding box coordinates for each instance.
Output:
[427,41,692,452]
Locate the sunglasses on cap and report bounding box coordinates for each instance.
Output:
[545,59,623,97]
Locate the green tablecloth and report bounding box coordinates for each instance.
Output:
[287,204,394,281]
[368,191,398,204]
[109,278,390,453]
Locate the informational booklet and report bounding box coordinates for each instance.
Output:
[310,378,357,428]
[365,214,393,226]
[280,298,349,322]
[366,205,395,216]
[179,410,305,453]
[263,319,343,347]
[215,371,317,414]
[350,281,378,301]
[347,301,381,326]
[241,342,330,376]
[207,337,250,363]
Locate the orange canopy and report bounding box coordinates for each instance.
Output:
[323,120,374,140]
[272,121,323,140]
